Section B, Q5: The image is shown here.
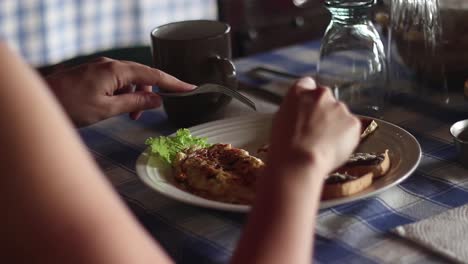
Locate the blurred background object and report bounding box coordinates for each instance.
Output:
[0,0,217,67]
[217,0,329,57]
[375,0,468,103]
[0,0,331,68]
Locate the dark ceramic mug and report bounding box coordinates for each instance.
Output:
[151,20,237,127]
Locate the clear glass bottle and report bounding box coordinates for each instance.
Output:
[317,0,387,118]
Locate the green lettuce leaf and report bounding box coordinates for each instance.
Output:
[145,129,211,165]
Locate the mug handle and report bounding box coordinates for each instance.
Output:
[208,55,237,88]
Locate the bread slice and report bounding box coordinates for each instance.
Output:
[322,149,391,200]
[255,123,388,200]
[322,172,374,200]
[360,118,379,140]
[336,149,390,179]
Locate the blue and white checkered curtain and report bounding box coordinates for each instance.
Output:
[0,0,217,66]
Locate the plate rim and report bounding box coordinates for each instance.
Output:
[136,113,422,212]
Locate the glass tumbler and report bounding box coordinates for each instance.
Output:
[317,0,387,118]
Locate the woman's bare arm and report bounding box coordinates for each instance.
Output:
[231,78,361,264]
[0,44,360,264]
[0,44,173,263]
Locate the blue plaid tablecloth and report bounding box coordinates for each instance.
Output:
[0,0,216,66]
[80,40,468,264]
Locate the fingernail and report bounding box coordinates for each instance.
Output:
[182,84,196,92]
[297,77,316,90]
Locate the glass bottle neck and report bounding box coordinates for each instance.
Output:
[326,0,374,24]
[329,10,370,24]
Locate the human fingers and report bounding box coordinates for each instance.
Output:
[331,105,361,167]
[129,85,152,120]
[109,91,162,117]
[300,86,336,129]
[101,60,195,92]
[275,77,317,122]
[286,77,317,98]
[296,76,317,89]
[271,77,315,141]
[114,84,135,95]
[270,77,318,160]
[323,101,361,166]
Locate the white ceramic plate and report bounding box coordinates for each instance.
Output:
[136,113,421,212]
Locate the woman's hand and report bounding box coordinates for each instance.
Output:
[267,77,361,181]
[45,57,194,127]
[232,77,361,264]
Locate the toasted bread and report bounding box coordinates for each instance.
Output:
[322,149,391,199]
[336,149,390,179]
[255,118,389,200]
[360,118,379,140]
[322,172,374,200]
